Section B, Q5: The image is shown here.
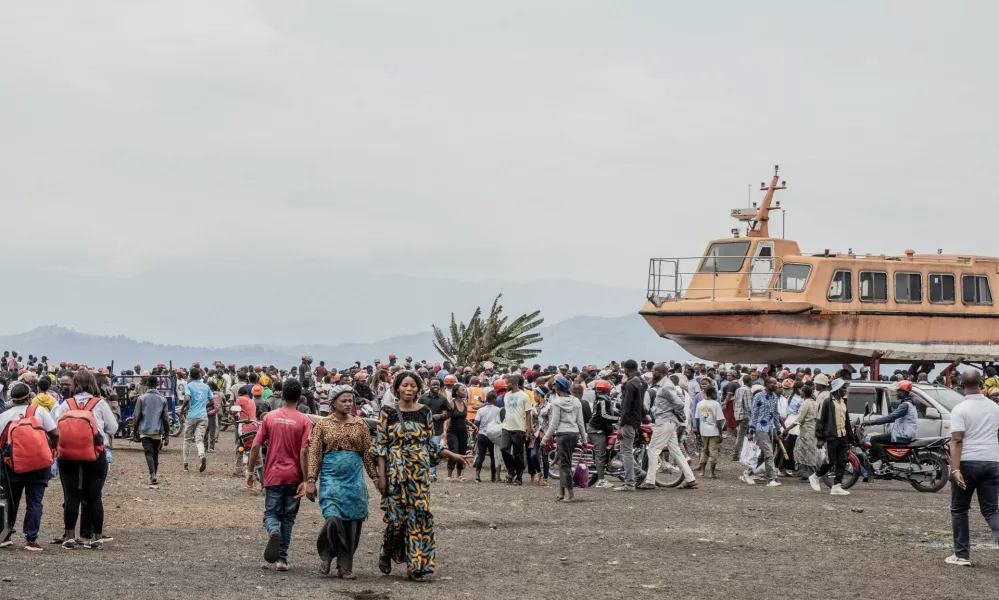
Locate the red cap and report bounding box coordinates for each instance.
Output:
[388,354,397,360]
[493,379,507,392]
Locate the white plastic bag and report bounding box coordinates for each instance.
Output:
[484,421,503,446]
[739,439,760,469]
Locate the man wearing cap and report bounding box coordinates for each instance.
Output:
[731,373,754,461]
[813,378,855,496]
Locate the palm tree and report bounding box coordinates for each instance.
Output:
[432,294,544,366]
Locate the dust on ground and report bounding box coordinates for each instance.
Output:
[2,436,998,600]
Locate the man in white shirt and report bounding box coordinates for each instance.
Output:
[946,370,999,567]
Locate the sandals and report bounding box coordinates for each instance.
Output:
[456,476,467,483]
[319,555,333,576]
[378,548,392,575]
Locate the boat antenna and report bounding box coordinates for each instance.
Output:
[748,165,787,238]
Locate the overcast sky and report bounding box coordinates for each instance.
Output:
[2,1,997,342]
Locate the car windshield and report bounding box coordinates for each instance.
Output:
[919,388,966,412]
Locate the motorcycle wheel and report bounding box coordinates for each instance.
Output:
[219,419,230,432]
[170,415,184,438]
[909,454,949,493]
[642,449,686,488]
[821,456,861,490]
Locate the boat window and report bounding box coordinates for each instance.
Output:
[778,263,811,293]
[827,270,852,302]
[929,273,956,304]
[894,272,922,303]
[699,241,751,273]
[859,271,888,303]
[961,275,993,305]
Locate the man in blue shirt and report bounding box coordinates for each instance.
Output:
[181,367,212,472]
[746,377,783,487]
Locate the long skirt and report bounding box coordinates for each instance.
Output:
[317,450,369,572]
[317,518,363,573]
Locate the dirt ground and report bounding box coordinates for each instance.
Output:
[3,435,999,600]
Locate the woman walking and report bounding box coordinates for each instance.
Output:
[528,386,551,486]
[371,371,469,582]
[445,383,469,482]
[541,377,587,502]
[793,384,819,479]
[305,385,376,580]
[50,370,118,549]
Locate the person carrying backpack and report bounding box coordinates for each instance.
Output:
[0,383,59,551]
[49,370,118,549]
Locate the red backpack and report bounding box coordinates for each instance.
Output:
[56,397,105,462]
[0,406,55,473]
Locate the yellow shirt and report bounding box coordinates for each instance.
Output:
[31,393,57,412]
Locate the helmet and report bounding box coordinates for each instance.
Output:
[259,374,272,387]
[254,365,263,372]
[896,380,913,393]
[388,354,397,360]
[492,379,507,393]
[334,373,342,382]
[354,372,367,382]
[251,385,264,397]
[594,380,612,393]
[444,375,457,385]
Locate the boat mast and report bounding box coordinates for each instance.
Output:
[747,165,786,238]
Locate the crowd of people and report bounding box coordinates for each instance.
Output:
[2,350,999,574]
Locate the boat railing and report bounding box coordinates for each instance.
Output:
[647,256,788,306]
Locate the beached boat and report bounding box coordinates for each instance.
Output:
[640,166,999,364]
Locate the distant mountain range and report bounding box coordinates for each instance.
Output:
[0,316,695,371]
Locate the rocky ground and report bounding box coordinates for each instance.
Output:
[2,436,998,600]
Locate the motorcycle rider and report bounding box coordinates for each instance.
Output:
[861,380,919,475]
[586,379,618,488]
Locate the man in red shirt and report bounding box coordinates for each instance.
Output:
[246,379,313,571]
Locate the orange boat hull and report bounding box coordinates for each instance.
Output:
[640,307,999,363]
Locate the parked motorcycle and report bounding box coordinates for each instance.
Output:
[556,424,690,488]
[820,406,950,493]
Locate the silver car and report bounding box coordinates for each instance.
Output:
[844,381,966,438]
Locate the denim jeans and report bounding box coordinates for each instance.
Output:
[264,484,301,563]
[2,469,45,542]
[951,460,999,560]
[620,425,637,487]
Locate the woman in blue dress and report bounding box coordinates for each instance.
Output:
[305,385,376,579]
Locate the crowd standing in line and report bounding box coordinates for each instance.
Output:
[2,351,999,574]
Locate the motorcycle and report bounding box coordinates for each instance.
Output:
[820,406,950,493]
[552,424,691,488]
[235,417,264,487]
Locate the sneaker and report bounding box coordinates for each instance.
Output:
[740,473,755,485]
[945,555,972,567]
[637,482,657,490]
[264,531,281,564]
[594,479,612,489]
[830,484,850,496]
[208,447,216,453]
[612,485,636,492]
[0,536,12,548]
[83,538,103,550]
[61,539,77,550]
[199,455,207,472]
[24,542,43,552]
[183,464,190,472]
[809,474,821,492]
[766,480,781,488]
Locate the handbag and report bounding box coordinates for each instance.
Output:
[572,462,589,488]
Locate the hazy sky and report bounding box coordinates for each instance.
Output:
[2,2,997,341]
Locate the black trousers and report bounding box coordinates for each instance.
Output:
[816,437,849,484]
[59,454,108,536]
[447,425,468,472]
[869,432,893,463]
[500,430,526,481]
[473,434,497,479]
[141,437,161,477]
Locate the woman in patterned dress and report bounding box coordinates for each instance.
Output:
[305,385,375,579]
[371,371,469,582]
[793,384,820,477]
